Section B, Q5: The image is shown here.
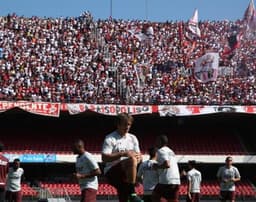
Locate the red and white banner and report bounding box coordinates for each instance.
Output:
[0,101,60,117]
[67,104,152,116]
[194,52,219,83]
[158,105,256,116]
[0,101,255,117]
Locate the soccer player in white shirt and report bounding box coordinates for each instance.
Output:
[137,147,158,202]
[152,135,180,202]
[217,156,241,202]
[186,160,202,202]
[6,158,24,202]
[102,113,143,202]
[73,139,101,202]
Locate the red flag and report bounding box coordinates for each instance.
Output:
[222,32,242,58]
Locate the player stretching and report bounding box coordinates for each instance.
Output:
[102,113,143,202]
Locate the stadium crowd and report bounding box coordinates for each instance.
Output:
[0,12,255,104]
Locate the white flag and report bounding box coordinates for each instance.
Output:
[194,53,219,83]
[244,0,255,22]
[188,9,201,37]
[243,0,256,36]
[128,29,148,41]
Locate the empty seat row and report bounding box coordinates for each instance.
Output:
[2,130,246,155]
[37,181,255,197]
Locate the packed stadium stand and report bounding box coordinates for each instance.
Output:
[0,13,255,105]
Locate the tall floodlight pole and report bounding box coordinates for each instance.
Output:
[145,0,148,20]
[110,0,113,18]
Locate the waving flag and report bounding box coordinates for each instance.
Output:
[244,0,255,22]
[222,27,243,60]
[244,0,256,30]
[188,9,201,37]
[128,24,154,42]
[194,53,219,83]
[249,7,256,30]
[128,29,147,42]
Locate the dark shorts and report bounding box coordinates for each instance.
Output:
[105,161,127,188]
[105,160,130,202]
[5,190,22,202]
[186,193,200,202]
[220,191,235,201]
[152,184,180,201]
[143,194,154,202]
[0,188,5,202]
[81,188,97,202]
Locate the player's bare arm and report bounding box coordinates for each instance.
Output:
[73,168,101,180]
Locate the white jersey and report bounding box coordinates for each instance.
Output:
[137,159,158,192]
[217,165,240,191]
[76,152,99,191]
[156,146,180,185]
[187,168,202,193]
[102,131,140,174]
[6,167,24,192]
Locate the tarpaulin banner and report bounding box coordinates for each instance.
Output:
[0,101,60,117]
[67,104,152,115]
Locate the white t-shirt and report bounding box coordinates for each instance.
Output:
[187,168,202,193]
[217,166,240,191]
[76,152,99,191]
[102,131,140,174]
[6,167,24,192]
[156,146,180,185]
[137,159,158,193]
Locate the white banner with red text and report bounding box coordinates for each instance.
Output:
[0,101,256,117]
[0,101,60,117]
[66,103,154,115]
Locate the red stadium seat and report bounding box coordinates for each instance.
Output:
[2,127,247,154]
[37,181,255,197]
